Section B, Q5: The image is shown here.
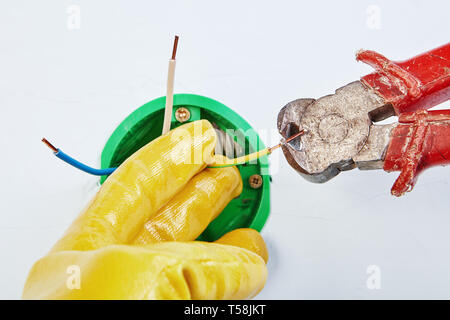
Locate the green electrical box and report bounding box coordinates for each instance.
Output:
[100,94,270,241]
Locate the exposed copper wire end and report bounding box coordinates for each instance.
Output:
[286,129,306,143]
[171,35,179,60]
[42,138,58,153]
[268,129,306,153]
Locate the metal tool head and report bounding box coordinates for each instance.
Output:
[278,81,394,183]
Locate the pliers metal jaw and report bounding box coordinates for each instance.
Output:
[278,43,450,196]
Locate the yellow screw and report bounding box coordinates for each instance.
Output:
[249,174,263,189]
[175,107,191,123]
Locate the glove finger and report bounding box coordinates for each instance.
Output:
[132,158,242,245]
[51,120,216,252]
[23,242,267,300]
[215,228,268,263]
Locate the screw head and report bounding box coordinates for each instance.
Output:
[175,107,191,123]
[249,174,263,189]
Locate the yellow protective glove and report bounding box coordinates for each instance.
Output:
[23,120,268,300]
[132,162,243,245]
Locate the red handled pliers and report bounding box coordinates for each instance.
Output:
[277,43,450,196]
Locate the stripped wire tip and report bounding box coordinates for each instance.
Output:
[285,129,306,144]
[171,35,179,60]
[42,138,58,153]
[268,129,306,153]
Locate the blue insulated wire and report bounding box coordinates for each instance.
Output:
[54,149,117,176]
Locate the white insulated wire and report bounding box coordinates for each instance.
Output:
[162,59,176,135]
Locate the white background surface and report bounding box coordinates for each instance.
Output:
[0,0,449,299]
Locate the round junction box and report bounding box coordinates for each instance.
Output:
[100,94,270,241]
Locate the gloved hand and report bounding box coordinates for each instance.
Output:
[23,120,268,300]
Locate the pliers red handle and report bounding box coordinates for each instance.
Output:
[277,43,450,196]
[384,109,450,196]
